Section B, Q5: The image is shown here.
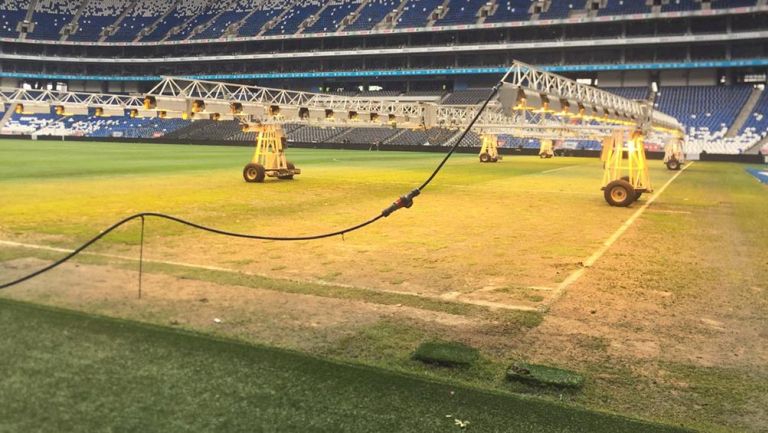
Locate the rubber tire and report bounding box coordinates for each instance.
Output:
[479,153,491,163]
[604,179,635,207]
[243,163,266,183]
[620,176,642,201]
[490,156,499,163]
[666,159,680,171]
[277,162,295,180]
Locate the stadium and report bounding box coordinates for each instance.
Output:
[0,0,766,432]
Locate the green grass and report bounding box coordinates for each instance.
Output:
[506,361,585,389]
[412,340,480,367]
[0,298,689,433]
[1,139,766,433]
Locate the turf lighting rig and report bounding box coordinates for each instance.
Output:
[241,124,300,183]
[495,61,684,206]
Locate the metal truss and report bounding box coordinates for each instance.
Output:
[147,78,424,119]
[0,87,144,110]
[1,61,683,141]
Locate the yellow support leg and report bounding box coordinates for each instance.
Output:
[479,134,500,163]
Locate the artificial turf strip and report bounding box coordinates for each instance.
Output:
[0,299,690,433]
[412,341,480,367]
[507,362,585,389]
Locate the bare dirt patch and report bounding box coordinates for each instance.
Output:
[1,258,486,352]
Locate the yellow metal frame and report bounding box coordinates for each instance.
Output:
[479,134,501,162]
[601,129,652,193]
[539,139,554,158]
[242,124,301,180]
[244,124,288,172]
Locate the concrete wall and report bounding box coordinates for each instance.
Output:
[597,71,622,87]
[623,71,650,87]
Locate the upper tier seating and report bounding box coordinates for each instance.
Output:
[303,1,363,34]
[1,0,758,41]
[104,0,170,42]
[343,0,399,32]
[263,1,323,36]
[236,0,284,37]
[0,0,28,38]
[27,0,80,40]
[70,0,129,42]
[485,0,533,23]
[661,0,700,13]
[712,0,757,8]
[140,0,208,42]
[598,0,651,16]
[434,0,487,26]
[396,0,443,28]
[539,0,587,19]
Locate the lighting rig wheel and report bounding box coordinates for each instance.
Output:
[479,153,491,163]
[243,163,266,183]
[604,179,635,207]
[620,176,643,202]
[666,159,681,171]
[490,156,499,163]
[277,162,296,180]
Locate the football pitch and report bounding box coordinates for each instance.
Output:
[1,139,766,432]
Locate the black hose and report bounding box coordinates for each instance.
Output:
[0,84,502,290]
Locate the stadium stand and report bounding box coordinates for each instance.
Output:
[485,0,534,23]
[0,0,28,38]
[712,0,757,8]
[396,0,443,28]
[598,0,651,16]
[661,0,700,13]
[287,125,349,143]
[140,0,208,42]
[27,0,79,40]
[740,90,768,141]
[69,0,128,42]
[1,0,761,42]
[2,112,61,134]
[303,1,363,34]
[441,89,493,105]
[434,0,487,26]
[105,0,175,42]
[539,0,587,19]
[236,1,284,37]
[343,0,400,31]
[263,1,323,36]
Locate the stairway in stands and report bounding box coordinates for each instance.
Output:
[726,86,764,138]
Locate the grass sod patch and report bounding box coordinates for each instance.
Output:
[0,298,692,433]
[507,361,585,389]
[412,341,480,367]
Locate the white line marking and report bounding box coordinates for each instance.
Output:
[540,164,579,175]
[545,162,693,307]
[0,240,537,312]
